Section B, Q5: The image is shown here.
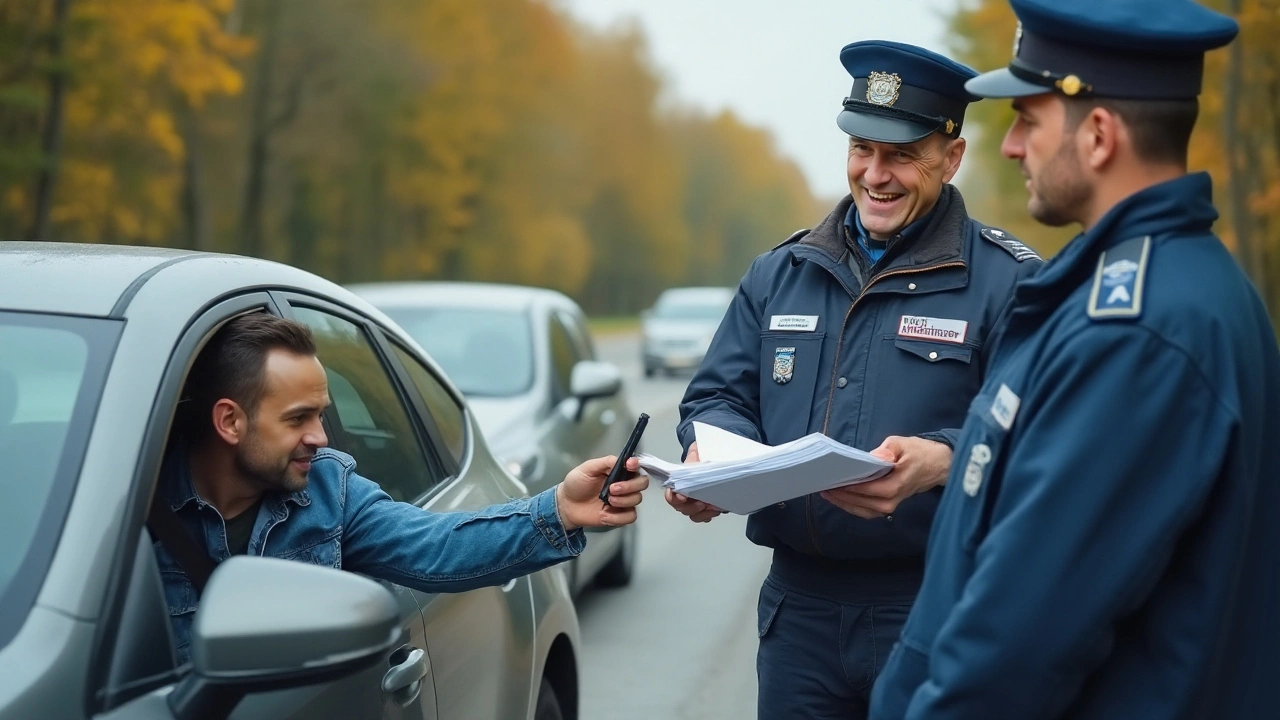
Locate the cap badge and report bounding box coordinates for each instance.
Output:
[1011,22,1023,57]
[1058,74,1085,96]
[866,71,902,106]
[944,118,956,135]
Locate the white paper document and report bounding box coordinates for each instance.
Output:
[638,422,893,515]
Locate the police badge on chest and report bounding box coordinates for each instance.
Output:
[773,347,796,384]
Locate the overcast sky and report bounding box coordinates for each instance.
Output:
[557,0,962,201]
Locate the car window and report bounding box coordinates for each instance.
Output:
[291,306,443,502]
[0,312,118,649]
[653,288,734,320]
[548,314,579,401]
[391,344,467,468]
[378,306,534,398]
[556,310,596,361]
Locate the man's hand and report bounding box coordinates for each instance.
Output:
[556,456,648,531]
[663,441,726,523]
[820,436,952,519]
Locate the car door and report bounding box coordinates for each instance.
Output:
[87,293,434,720]
[381,336,539,720]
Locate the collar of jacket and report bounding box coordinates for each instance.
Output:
[1015,172,1218,309]
[798,184,969,270]
[163,439,312,514]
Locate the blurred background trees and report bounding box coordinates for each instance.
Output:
[0,0,823,314]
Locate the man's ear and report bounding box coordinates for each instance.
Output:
[1080,106,1120,171]
[210,398,247,446]
[940,136,966,184]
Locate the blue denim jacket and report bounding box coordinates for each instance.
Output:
[153,446,584,664]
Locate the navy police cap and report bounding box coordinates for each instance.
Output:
[838,40,980,144]
[966,0,1239,100]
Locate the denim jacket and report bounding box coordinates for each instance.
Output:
[153,446,584,664]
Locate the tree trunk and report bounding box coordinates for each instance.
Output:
[238,0,283,258]
[179,100,211,250]
[29,0,73,241]
[1222,0,1268,297]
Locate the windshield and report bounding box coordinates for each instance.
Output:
[0,312,118,648]
[653,293,732,321]
[380,307,535,397]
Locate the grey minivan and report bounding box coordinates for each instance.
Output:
[0,243,581,720]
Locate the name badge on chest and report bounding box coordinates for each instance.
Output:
[898,315,969,344]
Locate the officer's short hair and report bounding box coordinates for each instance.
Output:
[182,312,318,436]
[1063,97,1199,167]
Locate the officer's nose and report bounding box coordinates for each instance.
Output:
[1001,120,1026,160]
[864,152,893,186]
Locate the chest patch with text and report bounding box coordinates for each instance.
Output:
[897,315,968,344]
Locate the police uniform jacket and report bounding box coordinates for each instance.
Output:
[869,173,1280,718]
[677,184,1041,582]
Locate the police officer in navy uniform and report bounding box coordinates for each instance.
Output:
[666,41,1042,719]
[869,1,1280,718]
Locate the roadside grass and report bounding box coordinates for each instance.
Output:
[588,315,639,337]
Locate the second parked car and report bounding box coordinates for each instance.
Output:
[348,281,639,594]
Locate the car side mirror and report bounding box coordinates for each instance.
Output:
[569,360,623,421]
[168,556,399,720]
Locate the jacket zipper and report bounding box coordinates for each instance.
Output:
[806,260,966,555]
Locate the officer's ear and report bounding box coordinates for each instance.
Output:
[1075,104,1121,173]
[940,135,966,184]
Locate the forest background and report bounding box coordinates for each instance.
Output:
[1,0,1276,325]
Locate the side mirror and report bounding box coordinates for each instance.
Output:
[569,360,623,421]
[168,556,399,720]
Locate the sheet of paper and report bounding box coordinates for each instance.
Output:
[693,421,772,462]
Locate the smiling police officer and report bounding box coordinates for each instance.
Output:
[869,1,1280,718]
[665,41,1042,719]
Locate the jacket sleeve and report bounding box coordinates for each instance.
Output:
[340,474,584,593]
[676,257,768,454]
[903,325,1233,719]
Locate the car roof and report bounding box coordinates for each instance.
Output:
[346,281,580,313]
[655,286,735,303]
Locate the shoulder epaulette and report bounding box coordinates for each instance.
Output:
[772,228,809,251]
[1088,235,1151,321]
[979,226,1041,262]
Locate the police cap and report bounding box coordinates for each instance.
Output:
[966,0,1239,100]
[837,40,980,144]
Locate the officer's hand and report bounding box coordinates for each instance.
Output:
[664,441,725,523]
[556,455,647,531]
[820,436,952,519]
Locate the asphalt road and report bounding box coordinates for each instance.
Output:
[576,333,771,720]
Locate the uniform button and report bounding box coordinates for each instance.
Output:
[886,515,895,522]
[777,502,787,509]
[836,377,848,388]
[928,351,939,360]
[908,282,917,290]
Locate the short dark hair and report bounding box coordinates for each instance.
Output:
[182,313,317,436]
[1063,96,1199,167]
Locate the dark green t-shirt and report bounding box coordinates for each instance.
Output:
[223,499,263,556]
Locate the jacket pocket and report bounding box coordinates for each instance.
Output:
[893,338,974,365]
[758,332,825,444]
[757,577,786,638]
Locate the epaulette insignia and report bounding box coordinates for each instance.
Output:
[1088,236,1151,321]
[772,228,810,251]
[980,227,1041,262]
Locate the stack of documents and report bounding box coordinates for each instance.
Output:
[638,422,893,514]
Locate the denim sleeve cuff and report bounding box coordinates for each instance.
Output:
[530,487,585,557]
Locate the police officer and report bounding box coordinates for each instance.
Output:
[869,1,1280,718]
[666,41,1042,719]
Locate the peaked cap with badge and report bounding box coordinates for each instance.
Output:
[965,0,1239,100]
[837,40,981,144]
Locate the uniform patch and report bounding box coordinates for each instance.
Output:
[898,315,969,344]
[1088,236,1151,320]
[769,315,819,331]
[963,443,992,497]
[980,227,1041,262]
[772,347,796,384]
[990,383,1020,431]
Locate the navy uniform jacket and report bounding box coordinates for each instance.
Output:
[677,185,1041,573]
[870,173,1280,718]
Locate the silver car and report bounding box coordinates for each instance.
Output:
[640,287,735,377]
[347,282,638,594]
[0,243,580,720]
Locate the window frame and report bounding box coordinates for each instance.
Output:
[383,337,471,472]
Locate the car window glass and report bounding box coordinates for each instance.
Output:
[557,311,595,361]
[379,306,534,398]
[391,344,467,468]
[291,306,442,501]
[548,315,577,400]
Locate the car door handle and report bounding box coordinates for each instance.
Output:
[501,578,519,593]
[383,646,430,695]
